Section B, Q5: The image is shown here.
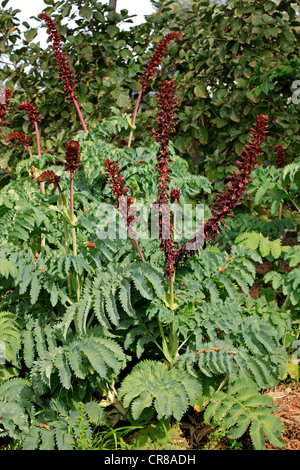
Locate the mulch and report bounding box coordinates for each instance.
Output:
[265,384,300,450]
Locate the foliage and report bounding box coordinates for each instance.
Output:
[247,157,300,223]
[119,360,200,421]
[1,0,300,171]
[204,375,285,450]
[1,0,299,452]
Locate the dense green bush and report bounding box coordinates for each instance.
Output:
[1,0,300,174]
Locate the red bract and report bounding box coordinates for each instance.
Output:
[5,130,31,149]
[38,13,77,102]
[274,144,286,169]
[65,141,81,174]
[86,241,96,248]
[18,101,41,126]
[140,32,183,92]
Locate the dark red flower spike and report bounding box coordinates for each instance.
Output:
[38,13,77,102]
[174,114,269,268]
[5,130,31,149]
[274,144,286,169]
[18,101,41,126]
[141,32,183,92]
[103,158,136,228]
[152,79,180,279]
[64,140,81,175]
[38,170,60,188]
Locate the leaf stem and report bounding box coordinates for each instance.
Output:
[70,173,80,301]
[34,121,44,193]
[72,95,88,133]
[132,238,145,262]
[70,174,77,257]
[127,88,143,148]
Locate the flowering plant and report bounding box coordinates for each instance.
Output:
[0,11,292,452]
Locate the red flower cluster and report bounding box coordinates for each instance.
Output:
[64,141,81,174]
[274,144,286,169]
[140,32,183,92]
[38,13,77,101]
[103,158,136,230]
[205,114,269,240]
[5,130,31,149]
[38,170,60,189]
[18,101,41,126]
[152,80,179,279]
[170,188,181,203]
[154,80,178,205]
[0,88,13,129]
[175,114,269,267]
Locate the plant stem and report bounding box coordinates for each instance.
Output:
[34,121,41,156]
[169,272,175,310]
[72,95,88,133]
[173,198,178,240]
[57,183,72,297]
[34,121,45,193]
[158,319,173,364]
[57,183,70,255]
[70,173,80,301]
[127,88,143,148]
[278,203,283,221]
[132,238,145,262]
[70,174,77,257]
[288,197,300,213]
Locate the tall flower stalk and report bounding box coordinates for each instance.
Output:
[64,140,81,301]
[154,79,179,283]
[103,158,145,262]
[152,79,180,362]
[38,170,72,295]
[18,100,44,192]
[65,141,81,257]
[127,32,182,148]
[152,82,269,361]
[38,13,88,133]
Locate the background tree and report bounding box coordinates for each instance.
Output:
[1,0,299,181]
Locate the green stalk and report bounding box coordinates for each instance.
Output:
[288,196,300,213]
[127,88,142,148]
[169,273,175,310]
[70,175,77,257]
[70,173,80,302]
[158,273,179,363]
[58,186,70,255]
[57,183,72,297]
[158,319,173,364]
